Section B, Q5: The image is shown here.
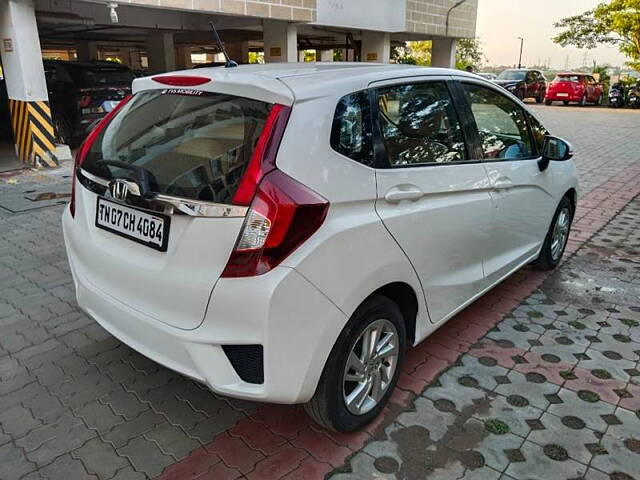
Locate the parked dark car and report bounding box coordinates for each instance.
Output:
[45,60,134,147]
[0,78,12,141]
[495,69,547,103]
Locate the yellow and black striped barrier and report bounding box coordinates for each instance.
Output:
[8,99,58,168]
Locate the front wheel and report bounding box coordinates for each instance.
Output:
[305,295,406,432]
[533,196,574,271]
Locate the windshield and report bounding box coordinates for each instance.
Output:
[554,75,581,83]
[82,90,271,203]
[497,71,526,81]
[78,67,135,87]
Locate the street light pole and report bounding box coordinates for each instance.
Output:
[517,37,524,69]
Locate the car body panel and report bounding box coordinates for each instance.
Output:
[63,63,579,406]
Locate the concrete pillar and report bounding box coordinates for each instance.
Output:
[431,38,457,69]
[361,31,390,63]
[175,45,192,70]
[145,31,175,73]
[0,0,58,167]
[76,41,99,61]
[319,49,334,62]
[225,41,250,65]
[263,20,297,63]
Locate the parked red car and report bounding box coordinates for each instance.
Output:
[545,73,604,106]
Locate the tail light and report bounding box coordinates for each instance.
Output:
[78,95,92,108]
[222,104,329,277]
[70,95,132,218]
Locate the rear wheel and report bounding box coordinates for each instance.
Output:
[533,196,573,271]
[305,295,406,432]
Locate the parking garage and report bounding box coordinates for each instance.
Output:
[0,0,478,170]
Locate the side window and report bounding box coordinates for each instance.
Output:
[375,82,467,166]
[528,114,549,155]
[330,91,374,166]
[462,83,534,160]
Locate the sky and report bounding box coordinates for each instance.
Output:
[476,0,629,69]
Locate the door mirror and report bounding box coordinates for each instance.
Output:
[538,136,573,171]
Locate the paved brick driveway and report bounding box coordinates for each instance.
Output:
[0,106,638,480]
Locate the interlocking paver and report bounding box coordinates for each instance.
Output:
[72,437,130,479]
[118,436,175,478]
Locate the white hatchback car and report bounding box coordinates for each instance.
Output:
[63,63,578,432]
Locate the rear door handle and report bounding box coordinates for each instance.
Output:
[492,179,514,191]
[384,185,424,203]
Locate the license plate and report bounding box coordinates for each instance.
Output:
[95,198,170,252]
[557,93,569,97]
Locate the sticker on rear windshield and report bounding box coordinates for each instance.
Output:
[161,88,208,96]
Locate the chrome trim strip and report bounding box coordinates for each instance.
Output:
[79,168,248,218]
[80,168,109,187]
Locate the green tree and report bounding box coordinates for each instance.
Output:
[455,38,485,70]
[391,38,484,70]
[553,0,640,71]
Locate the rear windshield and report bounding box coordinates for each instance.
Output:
[554,75,582,83]
[82,90,271,203]
[76,67,135,87]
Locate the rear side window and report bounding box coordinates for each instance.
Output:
[462,83,534,160]
[82,90,271,204]
[330,91,374,166]
[376,82,467,166]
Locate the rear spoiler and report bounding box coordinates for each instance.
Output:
[132,69,294,106]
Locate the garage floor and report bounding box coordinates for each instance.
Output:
[0,141,24,173]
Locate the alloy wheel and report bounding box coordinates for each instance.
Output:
[342,319,399,415]
[551,207,571,261]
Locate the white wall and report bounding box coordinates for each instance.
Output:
[315,0,406,32]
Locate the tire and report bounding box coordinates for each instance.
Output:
[532,196,574,271]
[304,295,406,432]
[545,99,553,106]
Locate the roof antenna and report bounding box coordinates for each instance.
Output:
[209,21,238,68]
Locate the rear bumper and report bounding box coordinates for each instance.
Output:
[62,206,348,404]
[545,93,581,102]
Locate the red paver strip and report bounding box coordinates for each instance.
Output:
[154,162,640,480]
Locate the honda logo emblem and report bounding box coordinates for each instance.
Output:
[110,179,129,201]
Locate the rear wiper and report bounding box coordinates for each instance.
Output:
[96,159,157,199]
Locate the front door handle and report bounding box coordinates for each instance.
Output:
[384,185,424,203]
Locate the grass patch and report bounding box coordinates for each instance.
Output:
[485,419,510,435]
[578,390,601,403]
[591,369,612,379]
[619,318,639,328]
